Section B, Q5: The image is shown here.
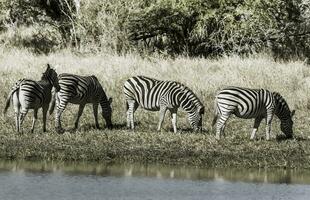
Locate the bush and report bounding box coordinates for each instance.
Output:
[0,0,309,59]
[0,0,79,50]
[127,0,310,59]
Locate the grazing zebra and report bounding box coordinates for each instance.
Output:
[49,73,113,133]
[212,87,295,140]
[123,76,204,133]
[3,64,60,133]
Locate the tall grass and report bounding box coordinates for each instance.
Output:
[0,47,310,168]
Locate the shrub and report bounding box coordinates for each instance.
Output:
[0,0,309,59]
[127,0,310,59]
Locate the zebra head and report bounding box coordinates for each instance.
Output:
[188,106,205,132]
[101,97,113,129]
[273,92,295,138]
[179,86,204,131]
[280,110,295,139]
[44,64,60,91]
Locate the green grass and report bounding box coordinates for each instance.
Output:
[1,47,310,168]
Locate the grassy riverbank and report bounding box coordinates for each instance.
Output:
[1,47,310,168]
[0,130,310,168]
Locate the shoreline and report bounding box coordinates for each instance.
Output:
[0,130,309,169]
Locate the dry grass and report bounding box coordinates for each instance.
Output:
[0,47,310,168]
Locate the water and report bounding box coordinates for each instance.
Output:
[0,161,310,200]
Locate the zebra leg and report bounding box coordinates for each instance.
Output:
[169,108,178,133]
[250,117,263,140]
[15,111,20,133]
[31,108,38,133]
[215,113,230,140]
[126,101,130,128]
[13,92,20,132]
[19,109,28,134]
[265,112,274,141]
[157,106,167,131]
[127,100,138,129]
[14,105,20,133]
[93,103,100,129]
[42,106,48,132]
[55,95,66,133]
[74,104,86,129]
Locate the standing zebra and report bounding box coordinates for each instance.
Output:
[3,64,60,133]
[123,76,204,133]
[49,73,113,133]
[212,87,295,140]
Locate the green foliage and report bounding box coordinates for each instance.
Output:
[0,0,79,52]
[127,0,310,58]
[0,0,309,58]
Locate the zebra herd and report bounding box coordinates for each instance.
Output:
[3,64,295,140]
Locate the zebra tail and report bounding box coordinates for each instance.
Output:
[49,90,56,115]
[212,115,218,127]
[211,97,219,127]
[3,89,17,115]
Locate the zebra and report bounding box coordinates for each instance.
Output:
[49,73,113,133]
[123,76,204,133]
[3,64,60,133]
[212,87,295,140]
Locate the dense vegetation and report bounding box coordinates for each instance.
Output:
[0,0,309,59]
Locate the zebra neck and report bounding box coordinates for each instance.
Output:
[275,104,291,121]
[178,91,198,114]
[274,95,291,121]
[99,92,109,106]
[38,79,53,89]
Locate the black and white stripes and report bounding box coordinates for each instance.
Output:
[50,73,113,133]
[123,76,204,132]
[212,87,295,140]
[3,65,296,140]
[4,64,60,133]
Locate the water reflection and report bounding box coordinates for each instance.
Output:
[0,160,309,184]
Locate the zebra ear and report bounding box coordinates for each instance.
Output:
[46,63,51,70]
[108,97,113,104]
[199,107,205,115]
[291,110,295,117]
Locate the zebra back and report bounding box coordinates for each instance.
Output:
[214,86,275,119]
[58,73,102,102]
[124,76,203,111]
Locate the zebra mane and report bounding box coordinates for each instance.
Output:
[177,82,204,112]
[91,75,98,81]
[272,92,291,119]
[41,64,55,80]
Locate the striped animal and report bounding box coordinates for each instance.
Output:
[212,87,295,140]
[3,64,60,133]
[123,76,204,133]
[49,73,113,133]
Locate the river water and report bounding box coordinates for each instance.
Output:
[0,161,309,200]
